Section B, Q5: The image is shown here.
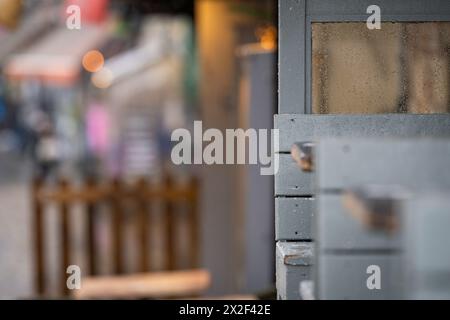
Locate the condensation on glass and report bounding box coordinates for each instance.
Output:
[312,22,450,114]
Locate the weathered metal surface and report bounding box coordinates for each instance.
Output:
[403,196,450,299]
[317,194,401,251]
[276,197,314,241]
[314,139,450,299]
[276,242,314,300]
[341,185,405,233]
[317,139,450,192]
[316,254,404,300]
[317,195,450,300]
[275,114,450,153]
[277,0,450,301]
[275,154,314,196]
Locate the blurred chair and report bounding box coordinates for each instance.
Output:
[31,174,209,299]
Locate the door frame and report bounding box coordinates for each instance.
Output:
[279,0,450,114]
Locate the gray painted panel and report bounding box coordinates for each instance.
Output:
[241,52,276,294]
[276,198,314,241]
[403,196,450,299]
[279,0,306,114]
[317,254,404,300]
[275,154,314,196]
[317,139,450,192]
[309,15,450,22]
[276,242,314,300]
[275,114,450,153]
[317,194,401,251]
[307,0,450,17]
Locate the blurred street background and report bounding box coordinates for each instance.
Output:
[0,0,277,299]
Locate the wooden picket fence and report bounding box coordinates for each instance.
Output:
[31,174,199,297]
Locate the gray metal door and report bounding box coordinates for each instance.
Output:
[276,0,450,299]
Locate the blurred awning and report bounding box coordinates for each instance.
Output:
[0,6,57,63]
[4,25,109,86]
[0,0,22,30]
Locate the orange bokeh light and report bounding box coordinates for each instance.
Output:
[82,50,105,73]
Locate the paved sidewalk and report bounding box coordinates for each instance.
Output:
[0,183,32,299]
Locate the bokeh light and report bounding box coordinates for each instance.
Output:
[82,50,105,73]
[91,67,113,89]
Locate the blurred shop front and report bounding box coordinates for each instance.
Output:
[0,0,277,299]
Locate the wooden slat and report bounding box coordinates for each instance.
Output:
[36,186,109,203]
[86,177,97,275]
[73,269,211,299]
[111,178,123,274]
[164,175,176,271]
[32,177,45,296]
[136,178,150,272]
[35,186,194,203]
[59,178,70,296]
[188,177,199,268]
[32,174,200,298]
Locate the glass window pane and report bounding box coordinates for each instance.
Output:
[312,22,450,114]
